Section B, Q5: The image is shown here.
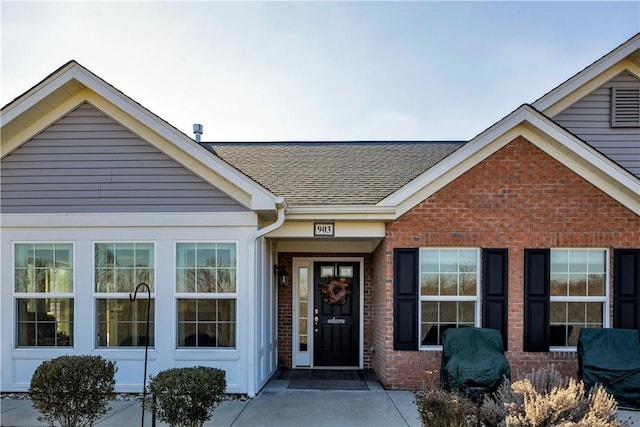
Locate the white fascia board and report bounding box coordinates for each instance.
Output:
[0,212,258,228]
[380,106,529,213]
[541,61,640,117]
[383,105,639,219]
[1,93,86,157]
[284,205,397,221]
[533,36,640,113]
[1,62,81,124]
[69,68,278,212]
[1,63,278,212]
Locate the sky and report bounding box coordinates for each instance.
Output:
[1,1,639,142]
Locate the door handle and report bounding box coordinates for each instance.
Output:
[314,315,319,332]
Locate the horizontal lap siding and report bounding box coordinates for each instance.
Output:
[1,103,247,213]
[552,71,640,177]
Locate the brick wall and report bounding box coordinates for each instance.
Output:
[374,136,640,390]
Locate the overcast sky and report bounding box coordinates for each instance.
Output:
[2,1,639,141]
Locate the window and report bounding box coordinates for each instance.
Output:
[176,242,237,348]
[95,243,155,347]
[419,249,479,347]
[550,249,608,348]
[14,243,74,347]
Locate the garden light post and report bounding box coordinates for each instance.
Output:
[130,282,151,427]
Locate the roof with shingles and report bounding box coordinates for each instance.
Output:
[206,141,464,206]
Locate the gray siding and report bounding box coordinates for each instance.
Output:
[552,71,640,178]
[1,103,248,213]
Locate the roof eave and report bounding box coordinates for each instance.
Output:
[533,33,640,113]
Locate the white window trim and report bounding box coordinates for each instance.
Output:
[12,241,76,348]
[549,247,610,352]
[418,248,481,351]
[173,240,239,350]
[92,241,157,350]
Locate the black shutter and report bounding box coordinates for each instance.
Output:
[393,248,419,350]
[614,249,640,330]
[524,249,550,352]
[482,248,508,350]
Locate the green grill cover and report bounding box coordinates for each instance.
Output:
[440,327,510,396]
[578,328,640,409]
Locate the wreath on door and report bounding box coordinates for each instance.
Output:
[320,277,351,305]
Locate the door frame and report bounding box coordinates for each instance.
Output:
[292,256,364,369]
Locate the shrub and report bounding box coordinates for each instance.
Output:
[29,355,117,427]
[415,390,478,427]
[479,366,628,427]
[148,366,226,427]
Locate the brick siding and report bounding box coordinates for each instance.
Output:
[374,136,640,389]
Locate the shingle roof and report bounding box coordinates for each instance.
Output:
[206,141,464,206]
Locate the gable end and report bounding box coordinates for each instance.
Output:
[1,103,248,214]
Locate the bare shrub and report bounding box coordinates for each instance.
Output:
[415,390,478,427]
[479,366,628,427]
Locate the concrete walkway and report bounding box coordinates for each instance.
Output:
[1,377,421,427]
[2,378,639,426]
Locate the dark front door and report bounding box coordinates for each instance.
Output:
[313,261,359,366]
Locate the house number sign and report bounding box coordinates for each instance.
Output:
[314,222,335,237]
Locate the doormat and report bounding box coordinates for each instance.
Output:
[277,369,364,381]
[278,369,369,390]
[287,379,369,390]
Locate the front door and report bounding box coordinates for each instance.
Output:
[313,261,359,366]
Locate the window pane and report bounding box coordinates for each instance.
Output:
[197,268,216,292]
[587,250,605,273]
[567,302,586,323]
[422,301,438,323]
[569,274,587,296]
[440,301,457,323]
[551,274,568,296]
[115,243,135,267]
[16,298,73,347]
[197,244,216,267]
[440,274,457,295]
[177,299,236,348]
[459,273,476,296]
[569,251,588,273]
[459,250,477,272]
[217,269,236,293]
[15,243,73,294]
[176,243,237,294]
[96,243,154,293]
[588,274,605,296]
[551,250,569,273]
[458,301,475,323]
[550,302,567,323]
[586,302,603,323]
[421,273,439,295]
[440,251,457,272]
[96,298,154,347]
[420,250,439,272]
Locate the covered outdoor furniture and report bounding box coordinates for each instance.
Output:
[440,327,511,399]
[578,328,640,409]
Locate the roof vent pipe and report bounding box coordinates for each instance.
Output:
[193,124,203,142]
